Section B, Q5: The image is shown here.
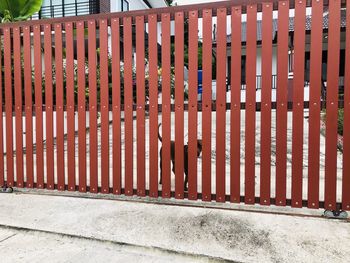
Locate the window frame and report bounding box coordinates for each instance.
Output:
[121,0,130,11]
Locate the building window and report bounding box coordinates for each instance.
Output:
[37,0,96,18]
[121,0,129,11]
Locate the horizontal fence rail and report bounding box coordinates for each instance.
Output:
[0,0,349,211]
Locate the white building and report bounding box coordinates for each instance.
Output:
[35,0,168,18]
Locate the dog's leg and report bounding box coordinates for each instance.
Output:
[172,160,176,176]
[184,146,189,191]
[184,170,188,191]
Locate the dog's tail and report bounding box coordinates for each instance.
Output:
[158,123,162,142]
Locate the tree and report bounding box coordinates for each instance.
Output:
[0,0,43,22]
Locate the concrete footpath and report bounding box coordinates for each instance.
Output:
[0,191,349,263]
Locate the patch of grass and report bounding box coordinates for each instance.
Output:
[338,108,344,136]
[322,108,344,136]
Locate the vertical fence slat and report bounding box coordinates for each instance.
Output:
[291,0,306,208]
[14,27,24,187]
[111,18,121,195]
[77,21,86,192]
[34,25,44,188]
[175,12,184,199]
[161,13,171,198]
[245,4,257,204]
[202,9,212,202]
[55,24,65,190]
[260,3,273,205]
[88,20,98,193]
[275,1,289,206]
[230,6,242,203]
[307,0,323,208]
[44,24,54,190]
[188,10,198,200]
[216,8,227,202]
[149,14,159,198]
[136,16,145,196]
[100,19,109,194]
[324,0,341,210]
[123,17,133,196]
[0,31,3,186]
[23,26,34,188]
[4,28,13,186]
[65,22,76,191]
[343,0,350,211]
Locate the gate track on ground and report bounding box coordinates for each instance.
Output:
[13,190,350,223]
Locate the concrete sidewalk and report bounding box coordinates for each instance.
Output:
[0,191,349,263]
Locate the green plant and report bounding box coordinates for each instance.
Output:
[338,108,344,136]
[0,0,43,22]
[321,108,344,136]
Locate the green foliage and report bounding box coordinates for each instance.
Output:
[322,108,344,136]
[338,108,344,136]
[0,0,43,22]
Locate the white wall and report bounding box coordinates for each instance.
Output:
[110,0,149,12]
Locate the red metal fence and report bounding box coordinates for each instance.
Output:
[0,0,349,211]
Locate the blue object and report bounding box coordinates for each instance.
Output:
[198,70,203,94]
[198,70,203,85]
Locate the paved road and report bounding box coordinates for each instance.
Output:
[0,192,349,263]
[0,227,217,263]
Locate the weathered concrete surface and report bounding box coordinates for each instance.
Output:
[0,192,349,263]
[0,227,218,263]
